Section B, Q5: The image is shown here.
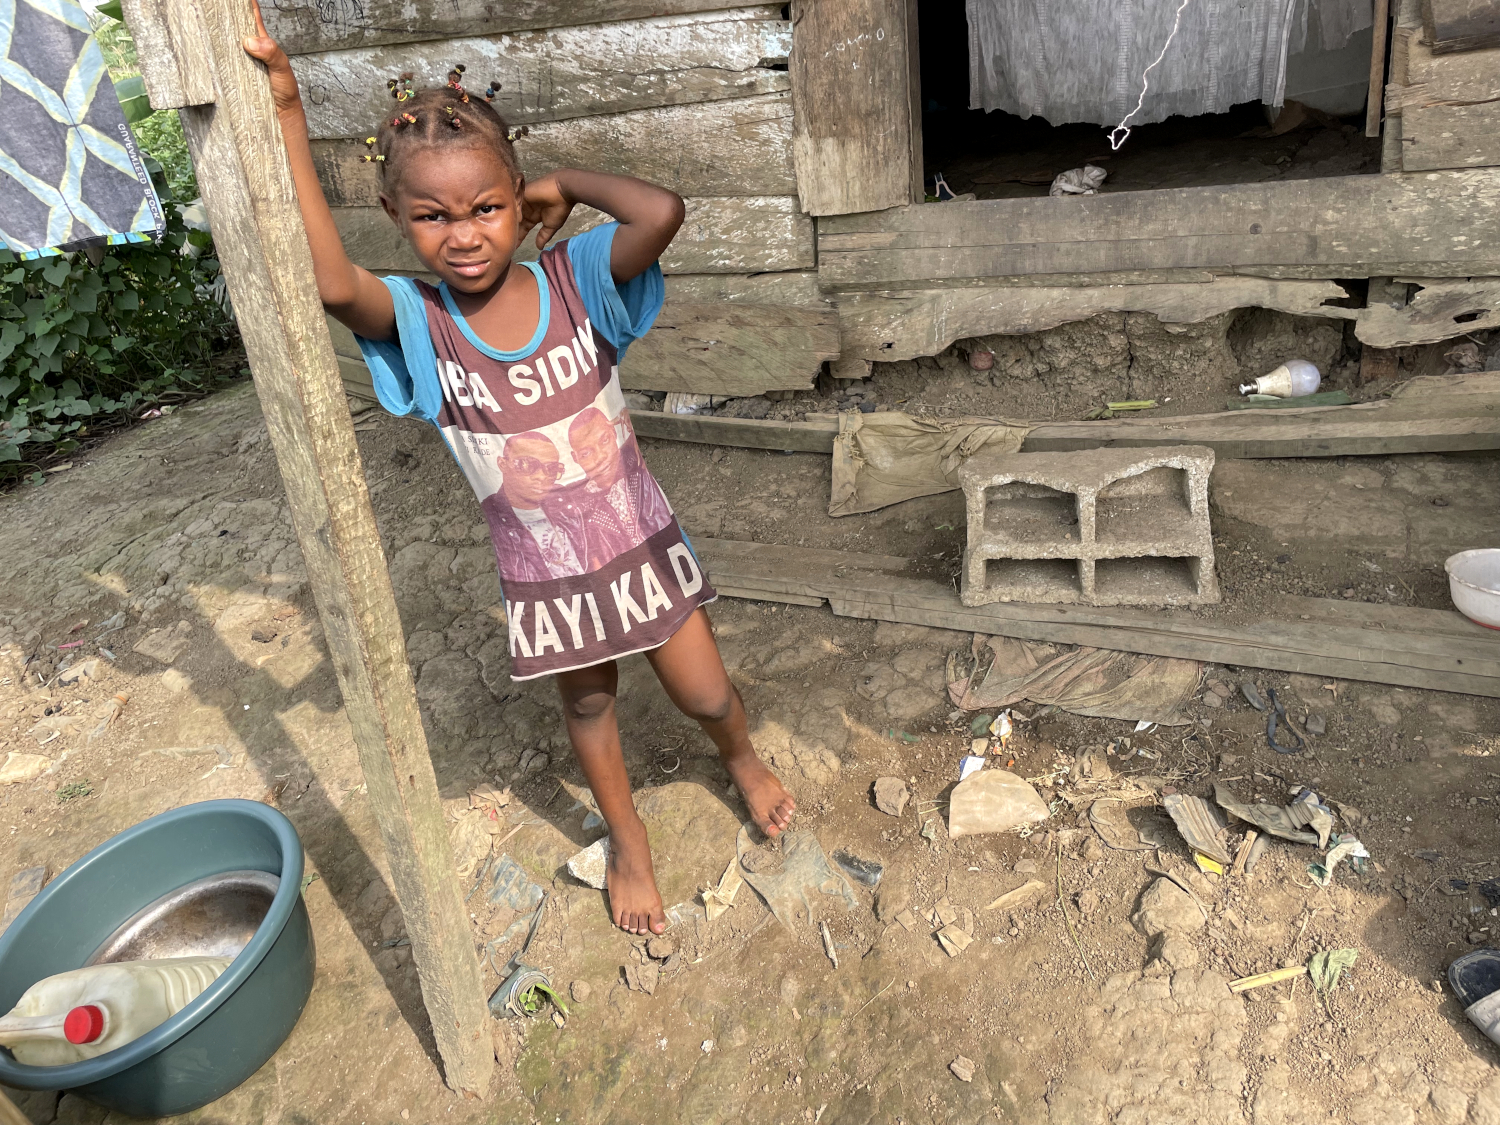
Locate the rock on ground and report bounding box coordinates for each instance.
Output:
[1132,878,1206,937]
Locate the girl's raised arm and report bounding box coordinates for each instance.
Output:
[520,171,685,285]
[242,2,397,341]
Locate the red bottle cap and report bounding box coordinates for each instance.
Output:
[63,1005,105,1045]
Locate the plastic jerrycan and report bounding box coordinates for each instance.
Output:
[0,957,231,1065]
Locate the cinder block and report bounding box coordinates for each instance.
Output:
[958,445,1220,608]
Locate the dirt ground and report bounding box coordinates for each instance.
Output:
[3,349,1500,1124]
[928,110,1382,202]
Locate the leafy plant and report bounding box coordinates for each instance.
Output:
[0,200,236,478]
[56,780,94,802]
[517,981,568,1016]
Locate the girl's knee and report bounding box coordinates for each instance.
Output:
[679,687,735,726]
[563,689,615,724]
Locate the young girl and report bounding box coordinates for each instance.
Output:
[243,13,795,937]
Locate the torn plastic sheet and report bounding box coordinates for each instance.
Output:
[736,827,858,928]
[1308,834,1370,886]
[1088,799,1161,852]
[1162,792,1233,865]
[1214,783,1329,848]
[700,859,743,922]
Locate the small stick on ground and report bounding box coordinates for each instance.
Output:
[1231,830,1259,877]
[1057,836,1095,981]
[820,920,839,968]
[848,979,894,1019]
[1229,965,1307,993]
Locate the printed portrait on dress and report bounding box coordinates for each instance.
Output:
[456,383,675,583]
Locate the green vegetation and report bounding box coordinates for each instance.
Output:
[56,780,94,802]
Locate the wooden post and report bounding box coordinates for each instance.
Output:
[118,0,494,1096]
[1366,0,1392,138]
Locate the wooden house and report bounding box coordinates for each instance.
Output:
[265,0,1500,406]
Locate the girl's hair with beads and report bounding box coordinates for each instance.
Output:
[364,66,530,190]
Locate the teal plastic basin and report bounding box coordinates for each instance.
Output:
[0,800,315,1116]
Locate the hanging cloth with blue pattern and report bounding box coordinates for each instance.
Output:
[0,0,164,258]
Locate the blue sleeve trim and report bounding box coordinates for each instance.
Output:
[564,222,665,362]
[355,277,442,423]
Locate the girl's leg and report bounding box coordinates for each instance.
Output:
[555,661,665,935]
[645,607,795,836]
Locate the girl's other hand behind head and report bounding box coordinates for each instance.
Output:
[520,173,575,250]
[242,0,303,117]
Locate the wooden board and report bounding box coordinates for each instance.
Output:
[788,0,920,216]
[632,412,839,452]
[1386,31,1500,110]
[294,9,790,137]
[1350,276,1500,344]
[618,302,840,394]
[630,390,1500,458]
[122,0,494,1095]
[1422,0,1500,52]
[332,196,814,275]
[1369,0,1392,137]
[664,270,830,308]
[266,0,764,56]
[695,539,1500,696]
[833,278,1351,360]
[1022,396,1500,457]
[1402,102,1500,168]
[817,170,1500,287]
[311,92,796,206]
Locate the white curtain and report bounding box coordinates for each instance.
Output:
[966,0,1373,127]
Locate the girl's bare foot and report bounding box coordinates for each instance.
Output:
[723,747,796,837]
[606,822,666,935]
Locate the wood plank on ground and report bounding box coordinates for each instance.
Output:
[333,196,814,275]
[618,302,840,395]
[629,389,1500,458]
[816,170,1500,286]
[311,93,796,206]
[1401,102,1500,169]
[265,0,765,56]
[694,539,1500,696]
[632,412,839,452]
[293,10,789,135]
[789,0,920,216]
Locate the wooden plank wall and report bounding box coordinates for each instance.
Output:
[788,0,921,215]
[290,3,841,398]
[1387,21,1500,170]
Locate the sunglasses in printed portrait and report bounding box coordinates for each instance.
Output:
[496,431,568,505]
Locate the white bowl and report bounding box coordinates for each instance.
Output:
[1446,549,1500,630]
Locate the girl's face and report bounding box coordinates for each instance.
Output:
[380,143,523,294]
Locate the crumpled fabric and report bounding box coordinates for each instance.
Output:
[829,411,1031,517]
[1049,165,1108,197]
[950,634,1201,725]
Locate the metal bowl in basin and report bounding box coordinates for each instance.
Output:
[0,800,315,1117]
[86,870,280,966]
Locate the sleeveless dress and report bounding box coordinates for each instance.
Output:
[356,223,715,681]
